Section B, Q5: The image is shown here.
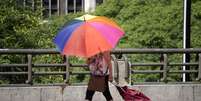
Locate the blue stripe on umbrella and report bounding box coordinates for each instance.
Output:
[53,20,83,52]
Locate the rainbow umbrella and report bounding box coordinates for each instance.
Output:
[53,14,124,58]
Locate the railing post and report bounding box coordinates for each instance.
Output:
[160,54,164,81]
[64,56,70,84]
[161,54,168,83]
[196,53,201,81]
[26,54,32,85]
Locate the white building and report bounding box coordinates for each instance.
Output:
[22,0,104,17]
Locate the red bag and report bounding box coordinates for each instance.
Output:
[115,85,151,101]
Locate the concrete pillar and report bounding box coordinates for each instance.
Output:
[117,61,129,86]
[111,56,129,86]
[84,0,96,12]
[58,0,65,15]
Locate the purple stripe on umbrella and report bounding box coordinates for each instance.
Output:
[89,22,124,47]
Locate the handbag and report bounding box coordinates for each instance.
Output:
[87,75,106,92]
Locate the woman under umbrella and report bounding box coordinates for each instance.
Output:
[53,14,125,101]
[85,51,113,101]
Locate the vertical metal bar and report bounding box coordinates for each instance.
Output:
[65,0,68,14]
[161,54,168,83]
[197,54,201,81]
[74,0,76,13]
[81,0,84,12]
[64,56,70,84]
[24,0,26,7]
[41,0,43,7]
[41,0,43,15]
[49,0,51,17]
[32,0,35,10]
[183,0,191,82]
[57,0,60,15]
[26,54,32,85]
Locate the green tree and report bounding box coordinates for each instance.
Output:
[0,0,42,84]
[0,0,42,48]
[95,0,201,83]
[95,0,184,48]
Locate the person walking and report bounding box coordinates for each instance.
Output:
[85,51,113,101]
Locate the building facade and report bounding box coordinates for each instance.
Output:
[21,0,104,17]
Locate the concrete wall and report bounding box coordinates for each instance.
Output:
[84,0,96,12]
[0,84,201,101]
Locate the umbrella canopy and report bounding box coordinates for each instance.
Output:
[53,14,124,57]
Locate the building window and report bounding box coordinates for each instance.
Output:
[42,0,84,17]
[20,0,104,18]
[96,0,103,5]
[67,0,83,13]
[42,0,59,18]
[17,0,35,9]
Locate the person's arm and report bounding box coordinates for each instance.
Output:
[104,51,113,82]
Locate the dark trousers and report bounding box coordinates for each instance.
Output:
[85,75,113,101]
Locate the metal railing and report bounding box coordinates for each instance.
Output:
[113,48,201,84]
[0,48,201,86]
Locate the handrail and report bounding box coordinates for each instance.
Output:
[1,48,201,54]
[112,48,201,54]
[1,48,201,86]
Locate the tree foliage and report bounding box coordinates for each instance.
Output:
[95,0,201,82]
[95,0,185,48]
[0,0,42,48]
[0,0,43,84]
